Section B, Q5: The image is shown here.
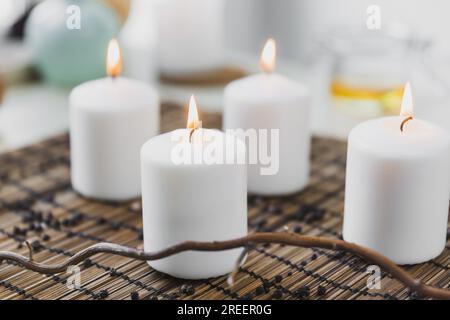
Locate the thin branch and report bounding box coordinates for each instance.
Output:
[25,241,33,262]
[227,244,253,287]
[0,232,448,299]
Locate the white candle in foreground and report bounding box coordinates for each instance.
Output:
[141,96,247,279]
[157,0,225,75]
[343,83,450,264]
[223,39,310,195]
[70,39,159,200]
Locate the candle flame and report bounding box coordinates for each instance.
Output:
[187,95,200,130]
[259,38,276,73]
[106,38,122,77]
[400,82,414,117]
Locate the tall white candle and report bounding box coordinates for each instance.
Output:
[343,83,450,264]
[223,39,310,195]
[141,96,247,279]
[70,39,159,200]
[157,0,225,75]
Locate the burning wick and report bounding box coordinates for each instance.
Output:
[400,116,413,132]
[187,95,201,143]
[399,82,414,132]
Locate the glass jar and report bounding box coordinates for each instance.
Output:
[323,27,430,118]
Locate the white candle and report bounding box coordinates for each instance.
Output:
[70,39,159,200]
[223,39,310,195]
[157,0,225,75]
[141,96,247,279]
[343,83,450,264]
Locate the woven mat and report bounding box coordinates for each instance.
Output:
[0,102,448,300]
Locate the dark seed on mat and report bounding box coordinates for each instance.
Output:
[13,226,25,236]
[181,284,195,295]
[254,217,267,228]
[130,291,140,300]
[111,222,120,230]
[42,234,50,241]
[272,290,283,299]
[31,240,42,251]
[293,225,302,233]
[73,213,84,221]
[254,286,265,295]
[98,289,109,299]
[273,275,283,283]
[317,285,326,296]
[83,259,93,268]
[295,286,310,298]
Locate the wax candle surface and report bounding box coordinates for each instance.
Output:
[70,75,159,200]
[223,41,310,195]
[343,115,450,264]
[141,126,247,279]
[157,0,225,75]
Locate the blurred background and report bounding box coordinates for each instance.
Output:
[2,0,450,151]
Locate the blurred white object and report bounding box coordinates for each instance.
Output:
[119,0,158,83]
[158,0,225,75]
[0,0,27,37]
[0,40,32,83]
[0,84,69,151]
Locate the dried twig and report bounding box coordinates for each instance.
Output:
[24,241,33,262]
[227,244,253,287]
[0,232,448,299]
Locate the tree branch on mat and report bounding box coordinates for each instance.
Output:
[0,232,448,299]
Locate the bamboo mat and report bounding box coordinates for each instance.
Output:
[0,102,448,300]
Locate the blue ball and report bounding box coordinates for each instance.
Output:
[25,0,120,86]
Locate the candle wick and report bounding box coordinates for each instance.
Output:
[400,116,413,132]
[189,128,197,143]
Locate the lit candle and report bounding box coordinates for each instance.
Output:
[140,96,247,279]
[157,0,225,75]
[343,83,450,264]
[223,39,311,195]
[70,39,159,200]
